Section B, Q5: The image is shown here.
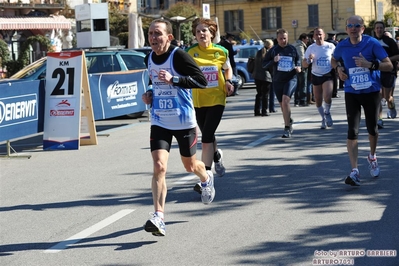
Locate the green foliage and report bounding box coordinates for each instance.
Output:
[108,5,129,38]
[4,35,53,77]
[366,11,398,35]
[164,2,201,46]
[117,32,129,47]
[0,39,10,68]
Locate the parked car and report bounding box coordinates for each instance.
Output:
[234,44,263,86]
[133,46,152,55]
[1,48,147,83]
[0,48,148,118]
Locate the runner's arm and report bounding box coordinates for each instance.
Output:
[173,49,208,89]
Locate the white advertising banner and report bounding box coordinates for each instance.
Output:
[43,51,84,150]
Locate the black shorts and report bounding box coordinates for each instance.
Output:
[312,73,333,86]
[380,72,396,88]
[195,105,225,143]
[345,91,380,140]
[150,125,198,157]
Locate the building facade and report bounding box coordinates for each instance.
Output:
[202,0,398,42]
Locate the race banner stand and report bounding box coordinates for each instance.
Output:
[43,51,97,150]
[79,55,97,146]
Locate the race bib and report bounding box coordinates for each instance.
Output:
[349,67,372,90]
[152,88,180,117]
[277,56,294,72]
[316,57,330,67]
[200,65,219,88]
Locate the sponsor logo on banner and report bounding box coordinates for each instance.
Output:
[0,94,38,127]
[50,109,75,116]
[49,98,76,117]
[106,80,138,103]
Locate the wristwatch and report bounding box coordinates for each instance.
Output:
[226,79,233,84]
[172,76,179,84]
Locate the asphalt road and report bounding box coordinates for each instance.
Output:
[1,83,398,266]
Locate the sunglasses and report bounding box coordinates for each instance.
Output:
[346,24,363,28]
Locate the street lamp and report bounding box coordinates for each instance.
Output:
[169,16,186,41]
[167,14,197,42]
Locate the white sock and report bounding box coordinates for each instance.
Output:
[352,168,359,174]
[317,106,324,118]
[155,211,164,220]
[324,103,331,114]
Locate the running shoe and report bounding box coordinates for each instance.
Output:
[289,118,294,133]
[282,128,291,138]
[388,100,397,119]
[345,170,361,186]
[214,149,226,177]
[389,108,397,119]
[201,170,215,204]
[377,118,384,129]
[367,156,380,178]
[144,212,166,236]
[194,182,202,194]
[325,112,333,127]
[320,119,326,129]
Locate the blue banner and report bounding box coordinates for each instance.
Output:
[0,70,148,143]
[0,80,44,142]
[89,70,149,120]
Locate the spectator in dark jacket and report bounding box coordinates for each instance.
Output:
[252,39,273,116]
[219,32,240,95]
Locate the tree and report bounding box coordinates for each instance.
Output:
[108,5,129,46]
[4,35,53,77]
[366,11,397,35]
[0,39,10,70]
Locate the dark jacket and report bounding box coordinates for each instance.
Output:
[252,47,272,82]
[219,39,237,69]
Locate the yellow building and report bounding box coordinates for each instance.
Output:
[202,0,398,42]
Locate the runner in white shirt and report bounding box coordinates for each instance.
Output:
[303,27,336,129]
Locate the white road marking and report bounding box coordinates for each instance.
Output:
[243,135,274,148]
[243,118,313,148]
[44,209,135,253]
[173,174,198,185]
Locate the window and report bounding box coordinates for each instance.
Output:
[224,10,243,33]
[86,55,121,73]
[236,47,259,59]
[261,7,281,30]
[120,54,146,70]
[308,5,319,27]
[77,20,91,32]
[93,19,107,31]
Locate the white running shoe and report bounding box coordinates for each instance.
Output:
[367,156,380,178]
[325,112,333,127]
[201,171,215,204]
[345,170,361,186]
[144,212,166,236]
[214,149,226,177]
[320,119,326,129]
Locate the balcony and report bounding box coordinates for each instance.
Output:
[0,0,66,10]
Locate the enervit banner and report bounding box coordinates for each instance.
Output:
[0,80,44,142]
[0,70,148,144]
[88,69,149,120]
